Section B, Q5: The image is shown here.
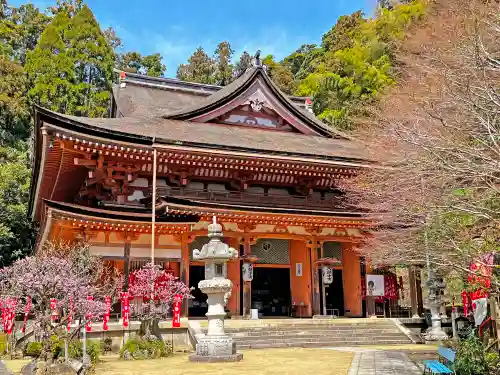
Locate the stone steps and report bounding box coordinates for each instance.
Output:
[227,328,402,335]
[225,325,399,332]
[212,319,414,349]
[237,339,412,350]
[233,334,409,343]
[232,332,407,342]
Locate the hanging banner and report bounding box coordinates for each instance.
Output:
[6,298,17,334]
[1,299,7,333]
[67,297,74,332]
[103,296,111,331]
[473,298,488,326]
[121,292,130,328]
[85,296,93,332]
[172,294,182,328]
[22,297,32,333]
[50,298,57,322]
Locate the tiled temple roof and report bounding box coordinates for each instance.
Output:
[36,106,370,162]
[113,69,308,117]
[163,66,337,138]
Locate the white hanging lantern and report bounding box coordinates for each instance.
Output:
[242,263,254,282]
[322,266,333,285]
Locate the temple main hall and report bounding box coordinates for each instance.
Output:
[29,63,373,318]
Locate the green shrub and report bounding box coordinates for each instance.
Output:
[485,351,500,374]
[24,341,43,357]
[68,340,101,364]
[50,335,65,359]
[120,337,172,360]
[455,335,489,375]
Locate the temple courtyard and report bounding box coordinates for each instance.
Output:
[2,345,434,375]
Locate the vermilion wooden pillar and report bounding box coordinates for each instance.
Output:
[308,236,321,316]
[226,238,241,316]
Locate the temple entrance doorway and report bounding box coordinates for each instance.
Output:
[320,269,344,317]
[189,265,208,317]
[251,267,291,317]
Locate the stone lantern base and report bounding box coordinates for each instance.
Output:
[189,336,243,362]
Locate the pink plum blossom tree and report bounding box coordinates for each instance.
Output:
[128,263,191,338]
[0,242,121,359]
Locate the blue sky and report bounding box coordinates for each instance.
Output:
[11,0,375,77]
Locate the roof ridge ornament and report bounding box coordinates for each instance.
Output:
[305,97,313,113]
[252,50,262,67]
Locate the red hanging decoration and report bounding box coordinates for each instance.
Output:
[103,296,111,331]
[121,292,130,328]
[1,299,7,333]
[468,253,494,301]
[6,298,17,334]
[50,298,57,322]
[172,294,182,328]
[67,297,74,332]
[462,290,470,317]
[85,296,93,332]
[22,297,31,333]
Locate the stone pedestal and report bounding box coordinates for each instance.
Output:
[188,217,243,362]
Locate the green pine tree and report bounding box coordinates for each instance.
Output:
[214,41,234,86]
[25,5,114,117]
[176,47,215,84]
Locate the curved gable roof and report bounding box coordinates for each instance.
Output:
[164,66,347,139]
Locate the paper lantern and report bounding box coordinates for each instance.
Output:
[242,263,254,282]
[322,266,333,285]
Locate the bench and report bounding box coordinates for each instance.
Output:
[423,346,455,374]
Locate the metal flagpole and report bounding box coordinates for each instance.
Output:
[151,147,157,264]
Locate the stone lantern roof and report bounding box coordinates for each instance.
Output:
[192,217,238,262]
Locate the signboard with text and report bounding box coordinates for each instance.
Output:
[172,294,182,328]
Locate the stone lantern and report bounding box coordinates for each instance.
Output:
[422,266,448,341]
[189,217,243,362]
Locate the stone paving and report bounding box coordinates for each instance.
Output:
[325,347,423,375]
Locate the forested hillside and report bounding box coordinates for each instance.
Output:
[176,2,426,130]
[0,0,169,266]
[0,0,428,266]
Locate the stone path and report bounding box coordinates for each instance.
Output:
[325,347,422,375]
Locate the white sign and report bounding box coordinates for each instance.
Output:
[473,298,488,326]
[296,263,303,277]
[366,275,384,296]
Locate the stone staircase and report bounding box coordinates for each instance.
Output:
[197,318,414,350]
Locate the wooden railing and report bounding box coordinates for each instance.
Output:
[156,186,344,210]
